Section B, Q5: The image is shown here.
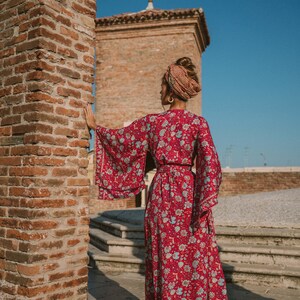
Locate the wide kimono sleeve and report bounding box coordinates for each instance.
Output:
[192,116,222,229]
[95,117,149,200]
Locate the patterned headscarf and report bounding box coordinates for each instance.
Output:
[164,64,201,101]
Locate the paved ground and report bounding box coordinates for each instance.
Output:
[88,268,300,300]
[88,188,300,299]
[213,188,300,228]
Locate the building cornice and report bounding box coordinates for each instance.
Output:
[95,8,210,51]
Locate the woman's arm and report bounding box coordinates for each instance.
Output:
[84,103,96,130]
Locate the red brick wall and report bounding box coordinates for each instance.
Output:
[89,185,135,214]
[220,168,300,196]
[0,1,96,299]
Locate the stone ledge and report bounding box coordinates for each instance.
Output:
[222,166,300,173]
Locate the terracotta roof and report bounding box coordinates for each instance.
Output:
[96,8,210,46]
[96,8,207,26]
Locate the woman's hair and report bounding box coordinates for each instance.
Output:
[162,57,200,102]
[175,57,199,84]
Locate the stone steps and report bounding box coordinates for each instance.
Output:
[89,227,145,257]
[219,243,300,267]
[88,243,300,289]
[216,226,300,246]
[223,262,300,289]
[90,215,144,239]
[88,243,145,273]
[225,282,300,300]
[89,213,300,289]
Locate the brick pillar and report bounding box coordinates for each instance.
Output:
[0,1,96,299]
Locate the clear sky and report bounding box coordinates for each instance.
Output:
[96,0,300,168]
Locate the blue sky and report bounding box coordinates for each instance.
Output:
[96,0,300,168]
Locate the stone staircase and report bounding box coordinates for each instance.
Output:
[89,213,145,274]
[88,210,300,290]
[217,226,300,289]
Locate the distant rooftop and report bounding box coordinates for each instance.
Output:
[95,7,210,45]
[96,8,205,26]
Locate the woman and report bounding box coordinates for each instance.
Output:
[85,57,228,300]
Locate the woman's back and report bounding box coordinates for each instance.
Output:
[147,109,201,168]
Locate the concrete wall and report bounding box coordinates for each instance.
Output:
[0,1,96,298]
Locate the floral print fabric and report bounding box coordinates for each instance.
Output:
[96,110,227,300]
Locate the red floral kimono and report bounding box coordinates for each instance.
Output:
[96,109,228,300]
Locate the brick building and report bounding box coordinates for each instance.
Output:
[90,7,210,212]
[95,7,210,129]
[0,0,96,298]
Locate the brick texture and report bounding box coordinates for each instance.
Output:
[89,185,136,214]
[220,168,300,196]
[0,1,96,299]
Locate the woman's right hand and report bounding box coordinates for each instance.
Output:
[84,103,97,131]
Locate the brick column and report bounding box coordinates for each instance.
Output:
[0,1,96,299]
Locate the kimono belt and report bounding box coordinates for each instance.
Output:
[156,163,192,173]
[156,163,193,185]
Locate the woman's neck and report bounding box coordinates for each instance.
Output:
[169,98,187,110]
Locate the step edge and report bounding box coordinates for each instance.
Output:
[222,262,300,276]
[218,244,300,255]
[215,226,300,238]
[91,218,144,232]
[89,230,145,247]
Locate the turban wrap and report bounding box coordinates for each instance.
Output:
[164,64,201,101]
